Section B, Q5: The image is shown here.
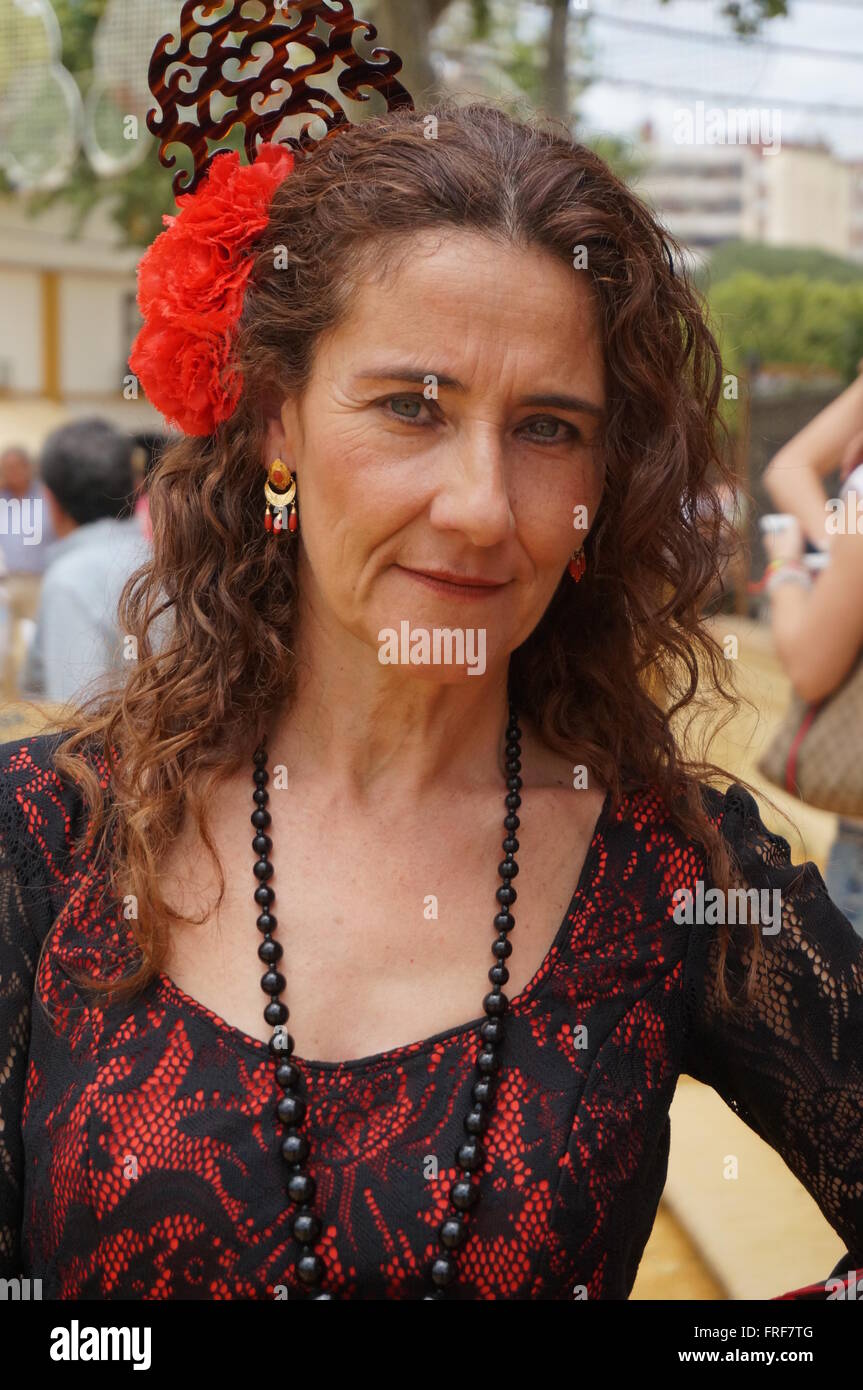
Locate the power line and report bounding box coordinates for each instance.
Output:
[789,0,863,8]
[590,11,863,64]
[576,69,863,120]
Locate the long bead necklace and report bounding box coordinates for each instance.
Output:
[251,705,523,1300]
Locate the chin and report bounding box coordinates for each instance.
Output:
[368,615,497,681]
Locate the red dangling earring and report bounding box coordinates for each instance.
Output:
[264,458,298,536]
[568,544,586,583]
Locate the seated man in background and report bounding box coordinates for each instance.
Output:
[130,430,173,544]
[0,443,57,693]
[22,418,152,705]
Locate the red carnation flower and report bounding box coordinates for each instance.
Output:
[170,144,295,249]
[130,319,243,438]
[137,235,253,326]
[129,144,295,436]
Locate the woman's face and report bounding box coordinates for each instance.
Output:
[268,228,605,681]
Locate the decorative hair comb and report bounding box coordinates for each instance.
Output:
[130,0,414,436]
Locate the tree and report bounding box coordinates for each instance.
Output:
[660,0,789,32]
[709,272,863,385]
[372,0,493,103]
[543,0,572,122]
[698,241,863,293]
[5,0,794,244]
[3,0,177,243]
[372,0,442,102]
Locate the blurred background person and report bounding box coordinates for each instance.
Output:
[21,418,152,706]
[0,545,12,700]
[130,431,173,545]
[693,476,749,614]
[0,444,57,693]
[762,371,863,936]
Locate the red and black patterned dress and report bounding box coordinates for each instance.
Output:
[1,732,861,1299]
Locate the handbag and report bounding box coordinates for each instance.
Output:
[756,648,863,818]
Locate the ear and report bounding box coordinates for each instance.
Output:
[263,400,300,474]
[263,415,284,470]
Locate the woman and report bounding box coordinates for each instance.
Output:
[762,370,863,936]
[0,100,860,1302]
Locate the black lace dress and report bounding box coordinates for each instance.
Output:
[1,732,861,1299]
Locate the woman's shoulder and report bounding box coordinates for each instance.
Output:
[0,725,116,783]
[696,778,815,887]
[605,774,752,847]
[0,729,108,888]
[630,775,795,861]
[683,778,863,988]
[610,775,820,906]
[0,727,86,801]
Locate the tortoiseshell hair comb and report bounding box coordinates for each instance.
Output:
[146,0,415,199]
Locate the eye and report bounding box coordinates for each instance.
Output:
[519,416,582,445]
[382,394,431,424]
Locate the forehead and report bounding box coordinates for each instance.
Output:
[327,228,603,385]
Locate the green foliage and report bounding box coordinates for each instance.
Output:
[698,241,863,291]
[21,131,178,248]
[51,0,106,78]
[585,134,645,186]
[0,0,105,199]
[500,37,545,107]
[5,0,793,244]
[718,0,789,34]
[468,0,493,40]
[14,0,253,244]
[659,0,788,34]
[708,271,863,385]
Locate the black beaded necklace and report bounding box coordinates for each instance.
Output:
[251,705,523,1300]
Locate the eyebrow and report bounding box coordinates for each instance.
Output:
[352,367,604,418]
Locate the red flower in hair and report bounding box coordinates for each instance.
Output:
[130,144,295,437]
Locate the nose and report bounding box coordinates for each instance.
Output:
[431,420,515,548]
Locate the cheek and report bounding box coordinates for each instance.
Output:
[515,452,604,564]
[299,418,420,572]
[300,416,379,520]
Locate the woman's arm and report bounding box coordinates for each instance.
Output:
[683,784,863,1273]
[0,778,42,1278]
[763,373,863,549]
[766,527,863,704]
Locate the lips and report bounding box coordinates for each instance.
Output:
[395,565,511,602]
[401,567,507,588]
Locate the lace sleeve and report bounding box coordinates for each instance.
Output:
[0,773,43,1277]
[682,783,863,1265]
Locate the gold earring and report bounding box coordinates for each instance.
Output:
[264,458,297,536]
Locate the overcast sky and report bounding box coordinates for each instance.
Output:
[547,0,863,159]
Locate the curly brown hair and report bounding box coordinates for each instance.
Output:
[50,100,786,1018]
